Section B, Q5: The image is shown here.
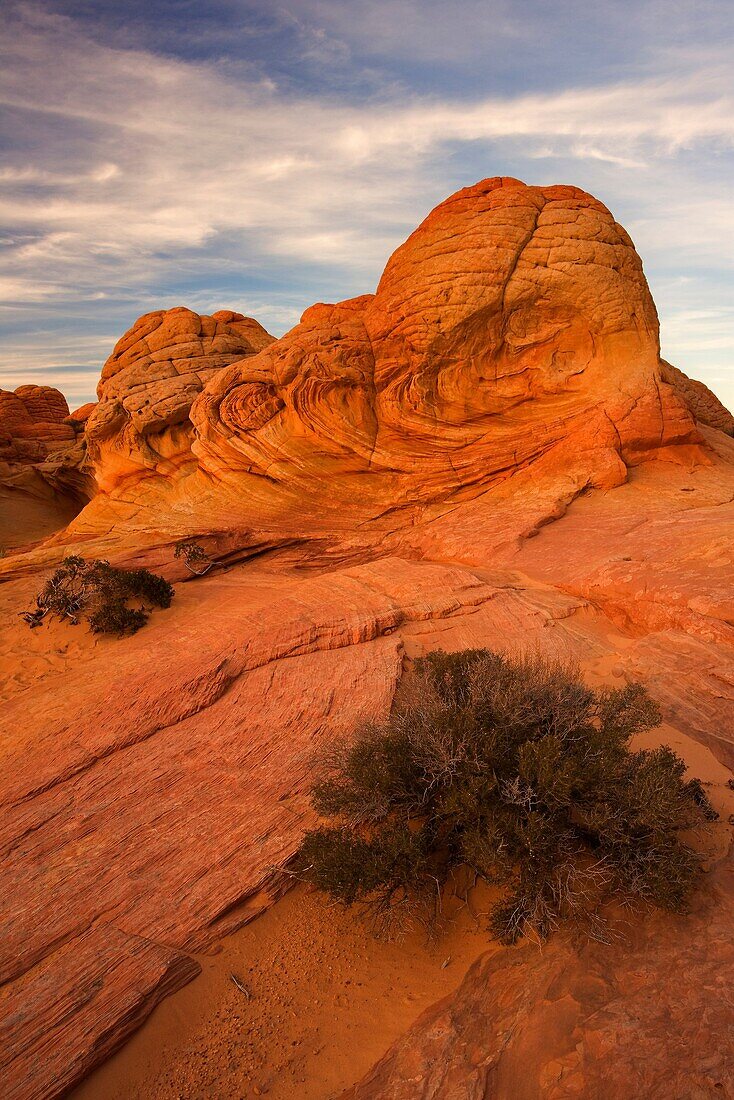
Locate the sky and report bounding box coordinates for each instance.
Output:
[1,0,733,410]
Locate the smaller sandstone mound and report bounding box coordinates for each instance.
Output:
[0,385,75,467]
[660,360,734,436]
[69,402,97,425]
[0,386,91,551]
[85,307,275,489]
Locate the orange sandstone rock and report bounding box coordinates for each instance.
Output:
[42,176,719,560]
[0,178,733,1100]
[0,385,75,466]
[85,306,274,490]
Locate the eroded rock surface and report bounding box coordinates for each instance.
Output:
[85,307,274,490]
[1,178,733,1099]
[344,860,734,1100]
[661,359,734,436]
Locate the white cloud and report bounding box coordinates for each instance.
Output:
[0,1,732,409]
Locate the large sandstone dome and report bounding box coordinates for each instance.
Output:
[1,179,733,1100]
[193,178,692,502]
[36,176,724,557]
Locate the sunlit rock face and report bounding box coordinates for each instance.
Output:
[191,177,696,507]
[85,306,274,490]
[660,359,734,436]
[1,178,733,1100]
[0,385,76,467]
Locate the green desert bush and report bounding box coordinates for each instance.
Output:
[22,556,174,637]
[296,649,716,944]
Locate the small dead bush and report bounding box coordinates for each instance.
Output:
[174,540,213,576]
[22,556,174,636]
[295,649,716,944]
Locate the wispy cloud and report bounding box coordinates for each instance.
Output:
[1,0,732,407]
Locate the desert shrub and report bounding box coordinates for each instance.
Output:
[295,649,716,944]
[21,556,174,636]
[174,539,213,575]
[87,601,148,636]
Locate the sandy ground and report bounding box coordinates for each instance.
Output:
[72,881,501,1100]
[4,555,730,1100]
[70,721,732,1100]
[0,482,80,553]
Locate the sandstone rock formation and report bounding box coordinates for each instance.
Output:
[0,386,91,551]
[661,358,734,435]
[345,858,734,1099]
[85,306,274,490]
[0,385,76,466]
[13,174,714,563]
[1,178,733,1099]
[190,178,696,516]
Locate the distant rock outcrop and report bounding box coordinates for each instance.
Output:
[661,358,734,436]
[85,307,274,490]
[0,386,91,550]
[69,402,97,425]
[0,385,76,467]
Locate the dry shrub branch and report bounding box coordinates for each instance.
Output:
[22,556,174,636]
[296,650,717,944]
[174,540,213,576]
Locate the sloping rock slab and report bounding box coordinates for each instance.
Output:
[0,558,619,1099]
[344,863,734,1100]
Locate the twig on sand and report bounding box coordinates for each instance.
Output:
[230,973,251,1000]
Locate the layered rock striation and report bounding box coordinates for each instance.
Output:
[85,307,274,490]
[0,385,77,467]
[1,178,733,1099]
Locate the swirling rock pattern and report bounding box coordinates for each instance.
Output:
[85,306,274,489]
[191,178,698,510]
